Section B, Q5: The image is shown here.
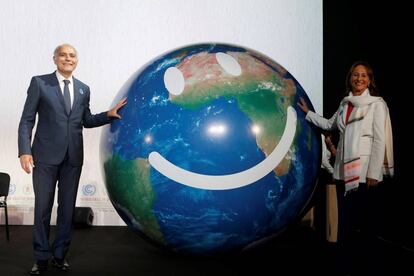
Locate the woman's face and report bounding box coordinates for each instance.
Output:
[350,65,370,95]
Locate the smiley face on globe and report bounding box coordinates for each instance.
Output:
[100,43,321,255]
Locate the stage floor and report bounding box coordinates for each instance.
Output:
[0,225,412,275]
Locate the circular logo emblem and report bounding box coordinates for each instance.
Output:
[8,183,16,195]
[82,184,96,196]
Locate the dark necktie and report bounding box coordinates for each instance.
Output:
[63,79,71,114]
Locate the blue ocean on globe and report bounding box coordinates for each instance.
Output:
[100,43,321,255]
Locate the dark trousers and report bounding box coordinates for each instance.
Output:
[336,182,384,242]
[32,153,82,261]
[335,181,385,273]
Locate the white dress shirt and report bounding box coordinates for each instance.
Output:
[56,71,74,108]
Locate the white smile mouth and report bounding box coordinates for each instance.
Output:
[148,106,297,190]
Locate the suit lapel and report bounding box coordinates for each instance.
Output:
[72,78,83,113]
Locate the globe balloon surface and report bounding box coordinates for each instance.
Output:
[100,43,321,255]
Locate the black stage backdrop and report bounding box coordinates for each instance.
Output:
[323,1,411,247]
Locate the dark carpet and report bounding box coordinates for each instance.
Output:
[0,225,412,275]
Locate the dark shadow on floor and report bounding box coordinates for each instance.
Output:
[0,225,412,275]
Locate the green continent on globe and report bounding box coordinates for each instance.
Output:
[104,155,163,241]
[170,51,297,175]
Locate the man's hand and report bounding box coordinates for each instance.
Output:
[20,154,34,174]
[107,98,127,119]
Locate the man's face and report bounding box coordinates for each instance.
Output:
[53,45,78,76]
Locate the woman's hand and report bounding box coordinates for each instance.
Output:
[325,135,337,156]
[367,177,379,188]
[297,97,310,114]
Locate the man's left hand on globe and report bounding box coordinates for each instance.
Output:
[100,43,321,255]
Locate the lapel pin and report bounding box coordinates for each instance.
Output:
[79,88,84,95]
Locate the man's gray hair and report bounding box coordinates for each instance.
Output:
[53,44,77,58]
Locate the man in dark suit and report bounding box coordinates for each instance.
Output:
[18,44,126,274]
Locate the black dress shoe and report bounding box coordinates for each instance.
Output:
[30,260,48,275]
[51,257,70,271]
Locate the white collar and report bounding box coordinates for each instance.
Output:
[55,71,74,84]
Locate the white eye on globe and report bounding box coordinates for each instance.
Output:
[215,52,242,76]
[164,67,185,96]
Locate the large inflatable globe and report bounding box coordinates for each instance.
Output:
[100,43,321,255]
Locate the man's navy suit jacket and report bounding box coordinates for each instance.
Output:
[18,72,110,166]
